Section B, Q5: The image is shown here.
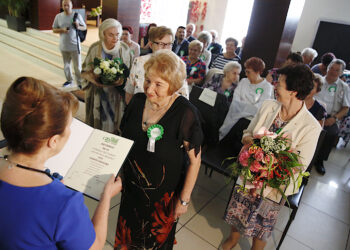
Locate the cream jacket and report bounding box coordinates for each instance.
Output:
[242,100,322,202]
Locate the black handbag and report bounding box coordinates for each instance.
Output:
[73,12,87,44]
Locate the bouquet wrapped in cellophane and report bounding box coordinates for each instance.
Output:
[228,127,310,203]
[91,57,129,86]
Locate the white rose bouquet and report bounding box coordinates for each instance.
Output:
[91,57,129,86]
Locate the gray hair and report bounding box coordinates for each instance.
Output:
[189,40,203,51]
[301,48,318,60]
[223,61,242,75]
[209,30,218,39]
[197,31,212,47]
[186,23,196,31]
[328,58,346,72]
[99,18,122,41]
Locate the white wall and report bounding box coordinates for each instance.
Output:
[202,0,228,42]
[140,0,189,34]
[292,0,350,51]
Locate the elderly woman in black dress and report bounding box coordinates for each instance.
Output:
[114,50,203,249]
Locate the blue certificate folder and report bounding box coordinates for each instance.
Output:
[46,118,133,200]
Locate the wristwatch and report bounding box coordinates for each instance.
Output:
[179,198,189,206]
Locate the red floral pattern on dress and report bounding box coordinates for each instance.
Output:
[151,192,175,246]
[114,216,132,249]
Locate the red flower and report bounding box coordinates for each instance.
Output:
[249,160,262,172]
[254,148,264,162]
[151,192,175,246]
[239,150,250,167]
[114,217,132,250]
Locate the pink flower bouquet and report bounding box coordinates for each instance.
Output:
[228,127,309,202]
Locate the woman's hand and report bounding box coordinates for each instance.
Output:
[102,175,122,200]
[242,136,253,145]
[174,199,188,220]
[112,78,124,86]
[81,71,105,88]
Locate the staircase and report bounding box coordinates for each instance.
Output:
[0,19,89,86]
[0,18,91,121]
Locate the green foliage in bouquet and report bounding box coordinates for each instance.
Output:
[225,130,310,204]
[91,57,130,86]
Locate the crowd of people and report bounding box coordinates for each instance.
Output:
[0,0,350,249]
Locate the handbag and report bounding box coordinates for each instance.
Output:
[73,12,87,43]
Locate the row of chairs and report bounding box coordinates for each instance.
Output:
[189,85,326,249]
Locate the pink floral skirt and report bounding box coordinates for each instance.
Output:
[224,185,284,241]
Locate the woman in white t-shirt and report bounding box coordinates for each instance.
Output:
[219,57,273,156]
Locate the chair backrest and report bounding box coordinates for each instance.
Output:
[189,86,229,145]
[203,68,223,86]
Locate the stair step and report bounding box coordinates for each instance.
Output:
[0,42,65,79]
[0,26,87,58]
[26,27,89,53]
[0,32,64,69]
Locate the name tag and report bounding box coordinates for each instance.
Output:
[199,88,217,107]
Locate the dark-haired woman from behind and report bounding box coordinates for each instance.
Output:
[0,77,122,249]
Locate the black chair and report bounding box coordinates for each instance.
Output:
[0,139,7,149]
[277,129,326,249]
[201,143,235,177]
[189,85,229,145]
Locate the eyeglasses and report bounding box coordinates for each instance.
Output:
[152,41,173,48]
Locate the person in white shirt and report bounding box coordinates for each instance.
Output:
[314,59,350,175]
[197,31,212,70]
[121,26,140,58]
[125,26,189,104]
[219,57,274,156]
[52,0,86,88]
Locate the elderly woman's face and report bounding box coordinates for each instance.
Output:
[121,30,131,43]
[226,68,240,83]
[226,41,236,53]
[151,34,173,52]
[189,45,202,59]
[245,68,260,83]
[275,74,291,102]
[104,27,119,49]
[144,68,170,104]
[198,38,208,50]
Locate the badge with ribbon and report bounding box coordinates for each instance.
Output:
[224,89,231,97]
[254,88,264,102]
[328,86,336,96]
[147,124,164,152]
[190,67,198,76]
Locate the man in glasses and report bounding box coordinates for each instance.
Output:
[125,26,189,104]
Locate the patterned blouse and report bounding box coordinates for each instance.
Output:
[181,56,206,81]
[203,73,237,103]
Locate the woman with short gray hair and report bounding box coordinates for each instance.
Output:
[198,31,212,67]
[203,61,241,103]
[301,47,318,65]
[81,18,133,134]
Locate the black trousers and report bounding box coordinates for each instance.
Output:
[315,122,339,163]
[220,118,251,157]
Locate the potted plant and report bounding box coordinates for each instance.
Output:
[1,0,29,32]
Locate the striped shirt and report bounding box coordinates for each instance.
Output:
[210,54,241,70]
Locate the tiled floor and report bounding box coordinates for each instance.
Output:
[92,145,350,250]
[1,21,350,250]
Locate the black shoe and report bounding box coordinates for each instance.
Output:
[63,81,72,87]
[315,162,326,175]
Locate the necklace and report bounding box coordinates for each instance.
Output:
[2,155,62,180]
[142,96,174,131]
